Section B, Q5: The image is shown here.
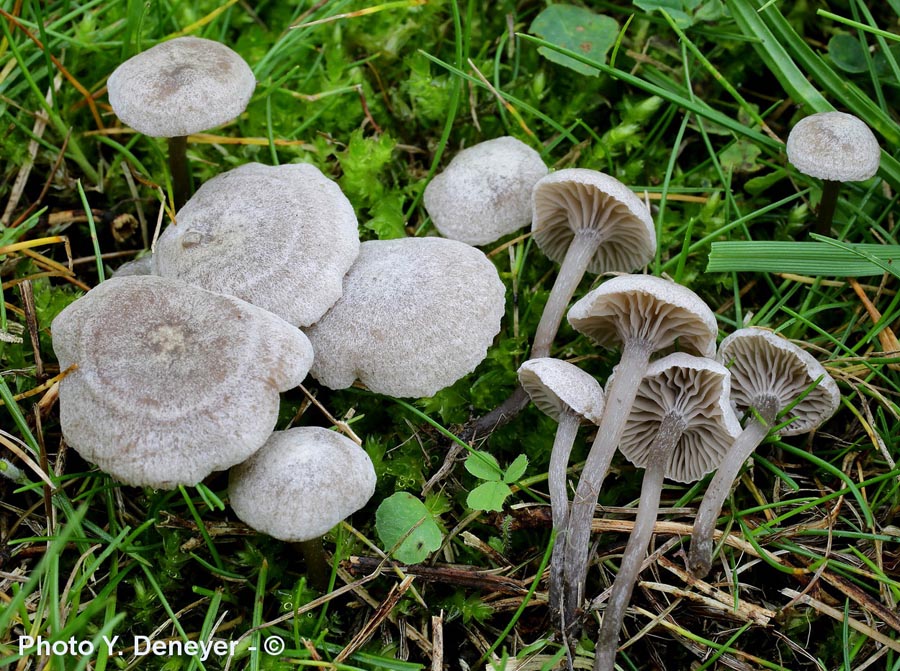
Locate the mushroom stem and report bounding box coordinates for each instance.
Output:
[594,414,686,671]
[168,135,191,210]
[815,180,840,236]
[296,538,331,591]
[562,340,653,628]
[531,228,604,360]
[548,409,582,619]
[689,396,779,578]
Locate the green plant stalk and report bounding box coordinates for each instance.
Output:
[77,179,105,283]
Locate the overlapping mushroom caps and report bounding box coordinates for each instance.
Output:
[153,162,359,326]
[424,136,548,246]
[689,327,840,578]
[51,275,314,489]
[306,237,505,398]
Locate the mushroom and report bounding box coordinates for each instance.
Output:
[153,162,360,326]
[593,353,740,671]
[517,358,605,620]
[51,275,313,489]
[688,327,840,578]
[424,136,548,246]
[785,111,881,235]
[305,237,505,398]
[112,254,153,277]
[560,274,717,627]
[107,37,256,208]
[229,427,376,589]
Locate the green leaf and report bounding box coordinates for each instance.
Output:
[338,130,396,207]
[529,5,618,77]
[707,241,900,277]
[466,481,513,512]
[465,450,503,481]
[719,140,763,174]
[364,192,407,240]
[828,34,868,74]
[634,0,695,27]
[375,492,443,564]
[503,454,529,484]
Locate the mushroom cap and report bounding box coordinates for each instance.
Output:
[785,112,881,182]
[51,275,314,488]
[618,353,741,483]
[153,162,359,326]
[424,137,548,246]
[112,254,154,278]
[228,427,376,542]
[567,274,717,357]
[306,237,505,398]
[107,37,256,138]
[517,358,604,424]
[531,169,656,274]
[716,327,840,436]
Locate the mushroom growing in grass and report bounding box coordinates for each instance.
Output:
[593,353,740,671]
[688,327,840,578]
[517,358,605,621]
[229,427,376,590]
[785,111,880,235]
[51,275,313,489]
[560,274,717,628]
[108,37,256,208]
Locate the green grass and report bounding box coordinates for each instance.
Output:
[1,1,899,670]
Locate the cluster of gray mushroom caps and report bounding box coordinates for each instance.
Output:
[50,36,856,671]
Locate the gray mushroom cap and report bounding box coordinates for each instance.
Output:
[153,162,360,326]
[531,169,656,274]
[108,37,256,138]
[618,353,741,483]
[716,327,840,436]
[424,136,548,246]
[229,427,376,542]
[567,274,718,357]
[112,254,153,278]
[786,112,881,182]
[306,237,505,398]
[51,275,314,489]
[517,358,604,424]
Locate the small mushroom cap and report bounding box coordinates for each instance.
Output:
[51,275,314,489]
[618,353,741,483]
[716,327,840,436]
[531,169,656,274]
[228,427,376,542]
[786,112,881,182]
[567,274,717,357]
[424,137,548,246]
[517,358,604,424]
[108,37,256,138]
[112,254,154,278]
[306,237,505,398]
[153,162,359,326]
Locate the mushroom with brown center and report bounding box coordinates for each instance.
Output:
[560,274,717,628]
[592,353,740,671]
[688,327,840,578]
[153,162,359,326]
[107,37,256,208]
[518,358,604,621]
[51,275,313,489]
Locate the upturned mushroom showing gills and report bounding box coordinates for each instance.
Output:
[689,327,840,578]
[51,275,314,489]
[593,353,740,671]
[107,37,256,208]
[518,358,604,621]
[561,274,717,628]
[153,162,359,327]
[785,111,881,235]
[424,136,548,246]
[305,237,505,398]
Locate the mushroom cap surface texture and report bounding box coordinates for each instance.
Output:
[153,162,359,326]
[716,328,840,436]
[785,111,881,182]
[618,353,741,483]
[423,136,548,246]
[112,254,153,278]
[51,275,314,489]
[517,358,604,424]
[228,427,376,542]
[531,168,656,274]
[306,237,505,398]
[567,274,717,357]
[107,36,255,138]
